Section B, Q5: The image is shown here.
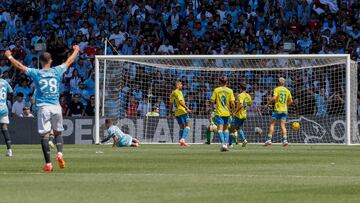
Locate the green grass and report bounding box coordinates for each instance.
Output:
[0,144,360,203]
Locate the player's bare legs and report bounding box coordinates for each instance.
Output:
[265,120,277,146]
[132,137,140,143]
[280,120,288,147]
[209,125,215,132]
[112,136,119,147]
[53,130,65,168]
[2,124,12,157]
[131,138,140,147]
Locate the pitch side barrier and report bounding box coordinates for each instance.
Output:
[1,116,358,144]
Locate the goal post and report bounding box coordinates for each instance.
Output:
[94,54,359,145]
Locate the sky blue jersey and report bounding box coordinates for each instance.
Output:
[106,125,132,147]
[25,64,66,106]
[0,79,13,116]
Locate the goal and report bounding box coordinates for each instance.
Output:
[94,55,359,145]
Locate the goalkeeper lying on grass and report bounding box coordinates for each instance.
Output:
[99,119,140,147]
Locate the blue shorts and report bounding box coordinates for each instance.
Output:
[176,114,190,125]
[214,116,231,125]
[232,117,245,127]
[272,111,287,121]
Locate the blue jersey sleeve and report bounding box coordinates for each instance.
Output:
[25,68,39,79]
[53,64,67,76]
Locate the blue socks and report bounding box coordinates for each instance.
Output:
[224,130,229,144]
[239,130,245,141]
[182,127,190,140]
[179,127,190,140]
[218,130,230,145]
[218,130,224,144]
[230,130,246,145]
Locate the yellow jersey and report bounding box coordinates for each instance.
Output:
[170,89,187,116]
[211,87,235,117]
[235,92,252,119]
[273,86,292,113]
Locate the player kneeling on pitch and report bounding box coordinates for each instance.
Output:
[100,119,140,147]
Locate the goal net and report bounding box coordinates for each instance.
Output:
[94,55,359,145]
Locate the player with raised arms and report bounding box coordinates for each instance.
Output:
[265,77,293,147]
[170,81,191,147]
[0,77,13,157]
[229,82,252,148]
[210,76,235,151]
[5,45,80,171]
[100,119,140,147]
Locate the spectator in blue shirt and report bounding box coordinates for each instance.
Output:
[297,34,312,54]
[132,84,143,102]
[83,74,95,96]
[14,79,31,102]
[315,88,328,117]
[30,30,45,46]
[78,82,92,106]
[77,57,92,79]
[121,37,133,55]
[192,21,205,39]
[69,69,82,95]
[24,46,37,66]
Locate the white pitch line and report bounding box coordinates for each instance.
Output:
[0,172,359,179]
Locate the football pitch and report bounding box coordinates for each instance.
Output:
[0,144,359,203]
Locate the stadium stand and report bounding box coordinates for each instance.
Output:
[0,0,359,117]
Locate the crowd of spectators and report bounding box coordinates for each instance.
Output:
[0,0,358,118]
